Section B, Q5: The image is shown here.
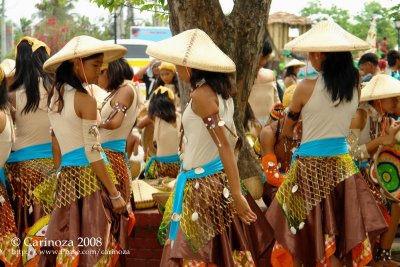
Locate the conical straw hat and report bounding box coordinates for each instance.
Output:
[146,29,235,73]
[360,74,400,102]
[0,59,15,77]
[43,36,127,74]
[284,20,370,52]
[284,59,306,69]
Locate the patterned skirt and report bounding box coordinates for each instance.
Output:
[267,154,388,266]
[5,158,53,238]
[38,165,127,267]
[0,182,20,267]
[159,171,273,266]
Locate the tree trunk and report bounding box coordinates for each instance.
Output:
[167,0,271,180]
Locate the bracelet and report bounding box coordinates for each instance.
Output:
[109,191,121,200]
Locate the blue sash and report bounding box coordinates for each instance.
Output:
[7,143,52,163]
[292,137,348,162]
[0,167,7,189]
[169,157,224,243]
[102,139,126,153]
[60,147,108,168]
[144,154,180,175]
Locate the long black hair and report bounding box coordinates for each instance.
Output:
[284,66,296,79]
[48,53,103,112]
[0,78,8,111]
[10,41,52,114]
[148,89,176,123]
[320,52,359,103]
[190,69,234,100]
[107,58,133,91]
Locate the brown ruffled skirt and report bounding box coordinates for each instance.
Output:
[159,171,274,267]
[267,172,387,266]
[38,165,129,267]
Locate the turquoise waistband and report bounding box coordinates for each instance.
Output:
[7,142,52,163]
[292,137,348,160]
[102,139,126,153]
[144,154,180,175]
[0,167,7,189]
[61,147,108,167]
[169,157,224,243]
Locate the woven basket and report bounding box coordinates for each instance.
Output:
[243,176,264,200]
[132,179,159,209]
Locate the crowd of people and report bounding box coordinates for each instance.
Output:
[0,17,400,267]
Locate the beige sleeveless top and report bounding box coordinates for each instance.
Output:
[13,80,51,150]
[301,75,358,143]
[99,82,138,143]
[0,109,13,168]
[48,85,87,155]
[248,69,280,119]
[153,115,181,157]
[182,95,237,170]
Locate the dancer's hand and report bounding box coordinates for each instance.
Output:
[232,194,257,225]
[110,193,127,214]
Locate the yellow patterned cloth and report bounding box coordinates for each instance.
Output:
[0,233,21,267]
[32,171,57,215]
[5,158,53,207]
[275,154,358,229]
[53,165,117,209]
[158,171,235,252]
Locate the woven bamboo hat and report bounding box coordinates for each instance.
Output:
[43,35,127,74]
[360,74,400,102]
[284,20,370,52]
[284,59,306,69]
[146,29,236,73]
[0,59,15,78]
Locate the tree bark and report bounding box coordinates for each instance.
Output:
[167,0,271,180]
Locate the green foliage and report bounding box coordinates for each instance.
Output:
[92,0,169,21]
[351,1,397,49]
[300,0,351,29]
[300,0,398,49]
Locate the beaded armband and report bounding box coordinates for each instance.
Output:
[287,110,300,121]
[203,113,237,148]
[101,102,128,125]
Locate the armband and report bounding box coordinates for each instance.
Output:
[202,113,237,148]
[82,119,103,163]
[101,102,128,125]
[287,109,300,121]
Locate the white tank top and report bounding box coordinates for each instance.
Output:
[182,95,237,170]
[13,80,51,150]
[301,75,358,143]
[48,85,86,155]
[153,116,180,157]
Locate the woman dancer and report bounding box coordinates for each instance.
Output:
[5,37,53,240]
[147,29,273,267]
[266,20,388,266]
[39,36,127,266]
